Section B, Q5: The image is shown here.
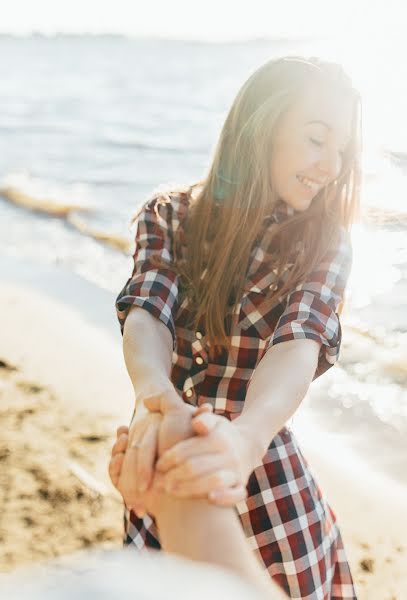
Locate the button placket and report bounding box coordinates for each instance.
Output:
[183,376,196,403]
[181,330,209,404]
[191,332,208,365]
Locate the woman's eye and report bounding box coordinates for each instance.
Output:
[309,137,324,147]
[310,137,346,157]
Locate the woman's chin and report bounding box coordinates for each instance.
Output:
[284,196,312,212]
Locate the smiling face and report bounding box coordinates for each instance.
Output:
[270,80,354,212]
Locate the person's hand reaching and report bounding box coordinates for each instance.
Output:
[108,404,250,515]
[155,413,256,506]
[109,394,213,516]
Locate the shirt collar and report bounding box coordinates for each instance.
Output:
[271,199,296,224]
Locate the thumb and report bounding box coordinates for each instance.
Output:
[191,402,214,416]
[191,412,219,436]
[143,388,183,413]
[143,395,161,412]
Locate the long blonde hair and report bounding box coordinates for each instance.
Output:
[131,55,362,361]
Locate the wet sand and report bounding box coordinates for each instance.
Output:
[0,358,123,567]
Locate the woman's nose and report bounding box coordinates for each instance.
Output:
[317,147,342,181]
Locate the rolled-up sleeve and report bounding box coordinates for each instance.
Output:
[267,227,353,380]
[115,196,179,352]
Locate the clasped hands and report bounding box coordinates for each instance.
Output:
[108,386,258,518]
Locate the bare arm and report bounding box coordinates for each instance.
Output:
[112,432,284,598]
[118,305,198,510]
[155,496,285,599]
[122,306,183,414]
[234,338,320,464]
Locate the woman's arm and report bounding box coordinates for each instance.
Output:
[122,305,183,414]
[119,304,198,511]
[155,338,320,502]
[233,337,320,465]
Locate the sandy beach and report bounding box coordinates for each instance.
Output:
[0,256,406,599]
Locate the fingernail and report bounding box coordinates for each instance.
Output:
[209,491,220,500]
[139,482,147,493]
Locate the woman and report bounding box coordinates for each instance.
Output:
[110,55,360,598]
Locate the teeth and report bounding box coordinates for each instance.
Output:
[297,175,320,190]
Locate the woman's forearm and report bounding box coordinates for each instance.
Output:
[122,306,182,411]
[234,338,320,463]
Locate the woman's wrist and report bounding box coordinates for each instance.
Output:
[234,419,268,471]
[136,377,187,416]
[135,376,177,407]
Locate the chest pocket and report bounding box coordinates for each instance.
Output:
[237,269,286,340]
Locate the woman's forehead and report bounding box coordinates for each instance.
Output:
[290,83,353,141]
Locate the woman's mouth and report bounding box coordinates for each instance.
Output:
[296,174,322,194]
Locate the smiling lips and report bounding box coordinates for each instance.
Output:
[296,174,327,193]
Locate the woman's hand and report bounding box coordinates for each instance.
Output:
[109,398,213,516]
[115,410,162,516]
[108,424,130,489]
[155,413,257,506]
[109,423,165,518]
[108,408,251,512]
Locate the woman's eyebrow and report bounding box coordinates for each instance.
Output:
[307,119,330,129]
[306,120,350,146]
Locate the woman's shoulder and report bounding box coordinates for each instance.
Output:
[145,186,192,221]
[135,186,193,241]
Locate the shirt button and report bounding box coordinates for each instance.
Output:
[196,331,203,339]
[195,356,204,365]
[185,389,193,398]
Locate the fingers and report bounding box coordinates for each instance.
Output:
[108,452,125,487]
[208,485,248,506]
[186,402,213,416]
[109,430,128,486]
[132,506,147,519]
[143,387,182,413]
[111,432,128,457]
[155,433,221,473]
[136,418,160,493]
[193,403,214,415]
[119,437,148,518]
[116,425,129,437]
[191,412,219,436]
[119,427,146,501]
[161,453,229,489]
[165,469,237,498]
[143,394,161,412]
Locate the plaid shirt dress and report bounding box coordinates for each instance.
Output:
[115,192,357,599]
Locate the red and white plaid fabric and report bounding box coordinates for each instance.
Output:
[115,193,356,599]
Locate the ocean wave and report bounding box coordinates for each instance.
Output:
[0,184,131,254]
[363,206,407,229]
